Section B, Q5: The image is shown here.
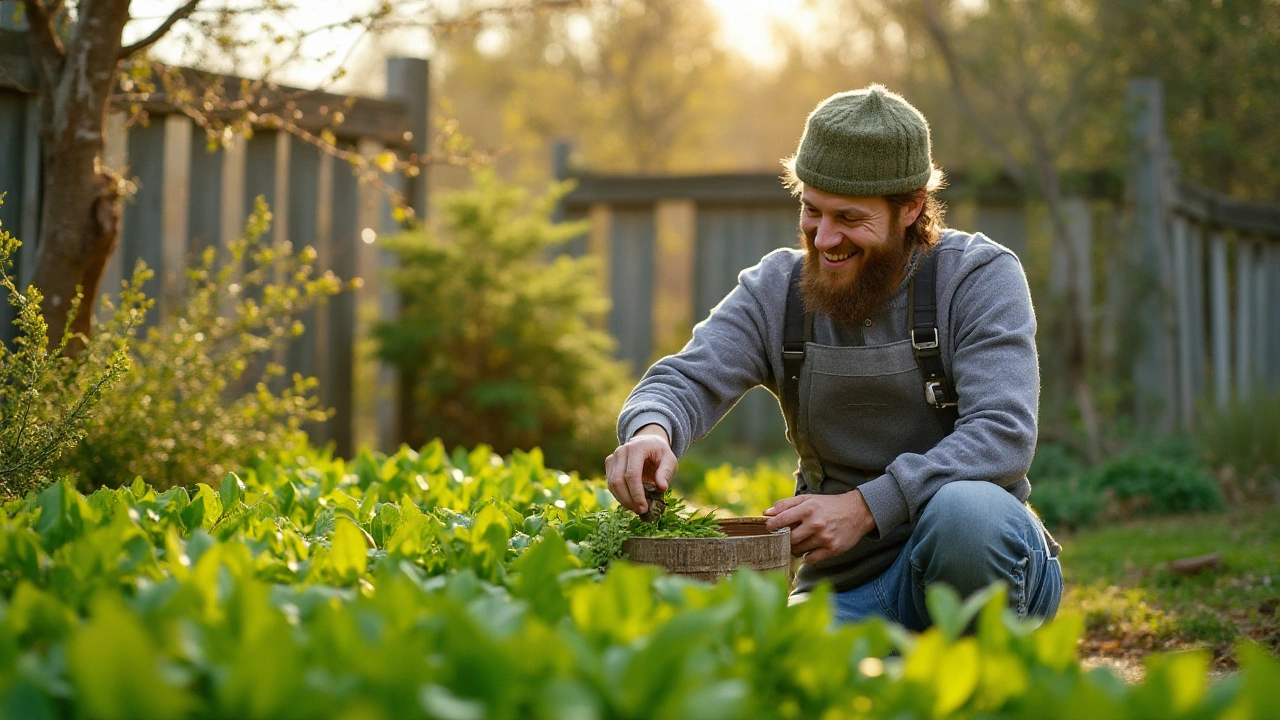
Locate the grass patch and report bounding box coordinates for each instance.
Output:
[1061,503,1280,669]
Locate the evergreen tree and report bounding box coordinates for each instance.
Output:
[375,171,631,473]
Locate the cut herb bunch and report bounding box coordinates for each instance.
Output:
[575,490,724,568]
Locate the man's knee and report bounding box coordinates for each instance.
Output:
[910,481,1028,589]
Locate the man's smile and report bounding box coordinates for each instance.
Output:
[820,248,859,268]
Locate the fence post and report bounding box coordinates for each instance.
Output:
[1209,231,1231,408]
[161,113,192,311]
[220,139,247,248]
[1126,78,1176,430]
[385,57,429,220]
[351,137,384,452]
[98,111,128,308]
[383,56,429,449]
[652,199,696,358]
[272,129,291,249]
[588,202,612,327]
[18,94,39,288]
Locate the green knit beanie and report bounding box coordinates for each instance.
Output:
[791,85,935,197]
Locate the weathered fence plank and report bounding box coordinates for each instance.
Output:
[1259,242,1269,386]
[161,114,192,308]
[120,121,166,322]
[1209,232,1231,408]
[653,199,697,359]
[1235,239,1254,399]
[186,128,223,258]
[311,149,335,446]
[588,203,612,321]
[352,137,383,452]
[1187,221,1207,399]
[0,90,27,343]
[220,139,247,248]
[18,93,37,287]
[608,208,656,372]
[1171,216,1195,429]
[286,137,322,385]
[327,144,359,456]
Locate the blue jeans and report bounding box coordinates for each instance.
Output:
[831,481,1063,629]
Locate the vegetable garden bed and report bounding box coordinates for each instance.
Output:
[1,442,1276,718]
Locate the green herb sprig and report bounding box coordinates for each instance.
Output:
[578,490,724,568]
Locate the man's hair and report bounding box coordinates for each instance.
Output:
[781,156,948,249]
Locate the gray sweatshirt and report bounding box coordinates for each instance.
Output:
[618,229,1040,563]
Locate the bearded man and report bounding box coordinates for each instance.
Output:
[604,85,1063,628]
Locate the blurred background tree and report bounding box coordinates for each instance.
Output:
[373,171,631,473]
[413,0,1278,200]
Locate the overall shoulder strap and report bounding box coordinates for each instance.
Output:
[908,249,960,430]
[782,254,811,435]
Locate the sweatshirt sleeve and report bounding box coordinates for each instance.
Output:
[857,247,1040,535]
[616,250,792,457]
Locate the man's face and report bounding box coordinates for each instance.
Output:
[798,187,914,326]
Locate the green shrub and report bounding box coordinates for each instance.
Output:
[0,209,128,498]
[1029,440,1222,532]
[1087,449,1223,519]
[1029,441,1086,484]
[374,170,631,474]
[1196,390,1280,497]
[53,198,344,490]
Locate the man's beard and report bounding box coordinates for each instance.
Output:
[800,220,914,326]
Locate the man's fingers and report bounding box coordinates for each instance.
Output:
[802,546,833,564]
[607,447,639,513]
[764,498,811,532]
[763,495,806,518]
[624,445,650,514]
[785,516,817,548]
[655,451,677,492]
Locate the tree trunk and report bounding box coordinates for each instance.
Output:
[31,145,121,354]
[25,0,133,352]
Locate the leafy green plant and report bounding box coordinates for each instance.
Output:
[374,170,632,474]
[52,197,345,490]
[1,448,1277,719]
[0,207,129,498]
[571,490,724,568]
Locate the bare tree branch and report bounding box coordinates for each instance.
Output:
[20,0,67,92]
[118,0,203,59]
[918,0,1027,188]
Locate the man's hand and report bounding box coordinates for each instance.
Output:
[605,424,677,515]
[763,490,877,564]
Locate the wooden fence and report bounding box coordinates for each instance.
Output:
[1128,80,1280,432]
[0,19,427,455]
